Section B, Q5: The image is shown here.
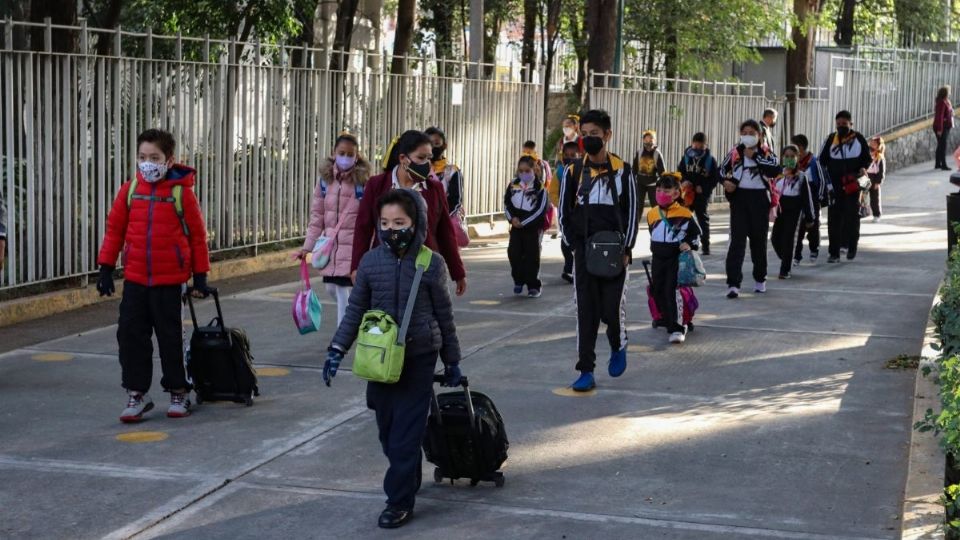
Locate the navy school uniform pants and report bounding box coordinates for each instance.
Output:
[366,350,438,510]
[771,197,804,277]
[725,189,770,287]
[794,203,821,260]
[508,225,543,290]
[693,193,711,253]
[118,281,189,393]
[573,247,628,372]
[650,250,684,333]
[828,192,862,258]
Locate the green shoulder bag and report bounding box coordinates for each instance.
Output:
[353,246,433,384]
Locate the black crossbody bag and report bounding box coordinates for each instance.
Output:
[582,164,626,278]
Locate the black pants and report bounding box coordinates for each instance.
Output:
[573,248,627,372]
[561,238,574,275]
[869,185,882,218]
[118,281,188,393]
[936,127,952,168]
[794,204,821,260]
[693,193,711,252]
[828,193,862,258]
[366,350,437,511]
[771,198,803,276]
[508,226,543,289]
[651,250,683,333]
[725,189,770,287]
[637,184,657,221]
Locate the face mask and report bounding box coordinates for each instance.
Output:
[519,171,535,184]
[836,125,850,137]
[643,141,654,149]
[431,146,445,161]
[740,135,758,148]
[379,227,415,256]
[782,157,797,169]
[405,160,432,182]
[138,161,168,183]
[582,136,604,155]
[335,155,356,171]
[562,127,577,138]
[688,147,704,156]
[655,192,675,208]
[562,157,576,166]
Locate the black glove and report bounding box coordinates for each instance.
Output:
[191,273,214,298]
[96,265,115,297]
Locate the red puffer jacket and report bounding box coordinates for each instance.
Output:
[98,164,210,287]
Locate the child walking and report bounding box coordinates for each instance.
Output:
[97,129,215,422]
[633,129,666,218]
[647,174,701,344]
[323,188,462,529]
[505,155,549,297]
[771,145,816,279]
[867,136,886,223]
[554,141,582,283]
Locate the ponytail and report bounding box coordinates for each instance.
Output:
[383,130,431,172]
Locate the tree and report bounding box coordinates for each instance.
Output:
[585,0,617,87]
[391,0,416,73]
[522,0,538,81]
[894,0,944,45]
[331,0,361,69]
[787,0,824,95]
[29,0,78,52]
[834,0,857,45]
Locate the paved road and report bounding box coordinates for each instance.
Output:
[0,161,952,539]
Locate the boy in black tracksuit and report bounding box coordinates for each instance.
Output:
[648,174,701,344]
[790,134,828,264]
[771,145,816,279]
[677,132,720,255]
[818,110,871,262]
[721,119,781,298]
[633,129,665,219]
[559,109,638,392]
[505,156,548,297]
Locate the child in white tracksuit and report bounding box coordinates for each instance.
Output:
[771,145,816,279]
[504,155,548,297]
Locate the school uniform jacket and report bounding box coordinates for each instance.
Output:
[677,147,721,195]
[817,131,871,197]
[633,147,665,188]
[558,153,639,255]
[720,144,781,192]
[797,152,828,204]
[504,177,548,229]
[647,202,701,256]
[775,172,817,222]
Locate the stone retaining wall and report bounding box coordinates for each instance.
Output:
[883,115,960,171]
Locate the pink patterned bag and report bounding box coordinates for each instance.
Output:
[292,259,322,335]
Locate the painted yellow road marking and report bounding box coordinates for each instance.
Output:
[552,387,597,397]
[257,367,290,377]
[31,353,74,362]
[116,431,169,443]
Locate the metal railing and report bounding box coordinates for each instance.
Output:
[0,19,543,290]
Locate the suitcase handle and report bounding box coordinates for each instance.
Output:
[430,374,477,432]
[642,260,653,285]
[186,288,224,331]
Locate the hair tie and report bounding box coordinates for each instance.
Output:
[382,135,400,169]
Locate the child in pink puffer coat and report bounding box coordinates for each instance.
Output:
[299,133,370,324]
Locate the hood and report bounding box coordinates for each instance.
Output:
[392,187,429,260]
[139,163,196,188]
[318,156,371,186]
[684,146,711,159]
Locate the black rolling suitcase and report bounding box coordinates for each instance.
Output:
[422,375,508,487]
[186,289,259,406]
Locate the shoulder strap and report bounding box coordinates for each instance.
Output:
[126,178,139,208]
[397,246,433,345]
[127,178,190,237]
[658,207,679,237]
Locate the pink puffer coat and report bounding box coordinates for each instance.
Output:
[303,157,370,277]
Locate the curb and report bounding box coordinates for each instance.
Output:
[902,287,945,539]
[0,251,298,328]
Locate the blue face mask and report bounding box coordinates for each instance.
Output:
[379,227,415,256]
[519,171,535,184]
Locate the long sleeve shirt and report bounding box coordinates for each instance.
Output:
[720,145,781,191]
[677,147,721,194]
[935,98,955,132]
[818,131,872,195]
[775,172,817,222]
[559,153,639,255]
[504,177,548,229]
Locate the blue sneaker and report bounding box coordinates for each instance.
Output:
[513,285,524,295]
[570,372,595,392]
[608,346,627,377]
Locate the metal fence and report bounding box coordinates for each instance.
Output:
[0,20,543,290]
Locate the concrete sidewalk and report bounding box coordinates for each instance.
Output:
[0,161,952,539]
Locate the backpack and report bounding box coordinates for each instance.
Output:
[319,179,364,200]
[126,177,190,238]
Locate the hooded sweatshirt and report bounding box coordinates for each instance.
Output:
[332,188,461,364]
[633,145,665,188]
[677,146,721,195]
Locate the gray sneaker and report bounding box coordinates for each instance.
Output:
[167,392,192,418]
[120,392,154,423]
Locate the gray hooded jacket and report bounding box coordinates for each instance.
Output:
[331,188,461,365]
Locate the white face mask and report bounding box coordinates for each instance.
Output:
[138,161,168,183]
[740,135,758,148]
[562,127,577,138]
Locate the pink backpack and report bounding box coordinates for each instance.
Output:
[292,259,322,335]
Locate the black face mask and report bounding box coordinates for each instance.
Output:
[379,227,415,256]
[582,136,604,155]
[836,125,850,137]
[431,146,445,161]
[562,157,576,166]
[406,160,432,181]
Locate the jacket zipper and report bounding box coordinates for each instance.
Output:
[394,257,401,339]
[332,182,341,271]
[146,183,157,286]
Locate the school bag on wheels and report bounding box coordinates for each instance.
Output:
[642,260,699,331]
[423,375,508,488]
[186,289,259,406]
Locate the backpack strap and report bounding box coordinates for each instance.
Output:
[126,177,139,208]
[397,246,433,346]
[127,178,190,237]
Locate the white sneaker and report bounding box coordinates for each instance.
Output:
[872,217,880,223]
[120,392,154,423]
[726,287,740,299]
[167,392,192,418]
[754,281,767,293]
[669,332,686,344]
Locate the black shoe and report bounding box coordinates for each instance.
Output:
[378,507,413,529]
[827,256,840,263]
[561,272,574,284]
[702,247,710,256]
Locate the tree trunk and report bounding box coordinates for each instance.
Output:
[432,0,455,75]
[391,0,416,74]
[585,0,618,88]
[522,0,537,82]
[482,12,502,78]
[786,0,822,98]
[330,0,361,70]
[570,8,588,106]
[29,0,78,52]
[543,0,562,138]
[834,0,856,47]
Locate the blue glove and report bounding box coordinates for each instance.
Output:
[96,265,116,297]
[323,347,344,387]
[442,363,462,387]
[191,273,215,298]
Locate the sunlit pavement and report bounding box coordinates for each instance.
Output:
[0,161,953,539]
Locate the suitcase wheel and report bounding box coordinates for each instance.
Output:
[494,473,505,488]
[469,479,479,487]
[195,393,204,405]
[244,396,254,407]
[433,467,443,484]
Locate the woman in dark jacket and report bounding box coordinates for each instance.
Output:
[324,188,462,529]
[351,130,467,295]
[935,86,954,170]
